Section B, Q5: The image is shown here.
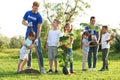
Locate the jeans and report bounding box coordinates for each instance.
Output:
[63,48,74,72]
[102,48,109,69]
[88,46,98,68]
[27,38,44,67]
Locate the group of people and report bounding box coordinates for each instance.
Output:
[81,16,114,71]
[16,1,114,74]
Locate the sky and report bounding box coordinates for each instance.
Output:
[0,0,120,38]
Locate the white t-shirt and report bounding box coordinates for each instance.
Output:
[47,29,62,46]
[101,32,111,49]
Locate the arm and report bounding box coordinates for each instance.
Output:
[36,23,42,39]
[27,44,35,49]
[106,35,115,43]
[97,31,100,43]
[22,19,28,27]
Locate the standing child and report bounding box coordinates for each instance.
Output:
[61,22,75,74]
[17,32,35,72]
[81,31,90,71]
[99,26,114,71]
[46,19,62,73]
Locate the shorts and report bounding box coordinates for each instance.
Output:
[48,46,58,60]
[20,46,30,60]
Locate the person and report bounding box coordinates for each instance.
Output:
[61,22,75,74]
[22,1,46,73]
[99,26,114,71]
[81,31,90,71]
[46,19,62,73]
[85,16,100,71]
[17,31,35,72]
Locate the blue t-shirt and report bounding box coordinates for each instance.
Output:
[85,26,100,41]
[23,10,43,37]
[82,38,89,52]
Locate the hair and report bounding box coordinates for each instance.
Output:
[81,31,89,48]
[54,19,61,24]
[82,31,89,37]
[28,31,35,37]
[64,22,73,33]
[33,1,40,7]
[102,25,108,30]
[90,16,95,21]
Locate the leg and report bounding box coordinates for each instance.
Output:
[102,48,109,69]
[17,60,23,71]
[88,47,92,68]
[53,46,58,71]
[93,46,98,68]
[21,59,28,70]
[27,50,32,68]
[68,48,74,72]
[82,50,88,70]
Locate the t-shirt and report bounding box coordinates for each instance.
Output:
[47,29,62,46]
[85,25,100,41]
[23,10,43,38]
[20,38,33,54]
[82,38,89,52]
[101,32,111,49]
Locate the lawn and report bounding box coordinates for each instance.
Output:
[0,49,120,80]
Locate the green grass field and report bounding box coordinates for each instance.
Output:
[0,49,120,80]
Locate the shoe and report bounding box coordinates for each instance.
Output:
[88,68,92,71]
[82,69,87,71]
[98,68,106,71]
[93,68,96,71]
[48,69,53,74]
[55,70,58,73]
[70,71,76,74]
[41,67,46,74]
[26,66,32,69]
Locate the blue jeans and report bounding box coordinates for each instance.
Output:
[27,38,44,67]
[64,48,74,72]
[88,46,98,68]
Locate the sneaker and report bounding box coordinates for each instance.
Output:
[93,68,96,71]
[55,70,58,73]
[82,69,87,71]
[98,68,107,71]
[48,69,53,74]
[41,67,46,74]
[88,68,92,71]
[70,71,76,74]
[26,66,32,69]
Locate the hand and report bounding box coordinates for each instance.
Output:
[28,22,33,27]
[106,40,110,44]
[34,39,38,46]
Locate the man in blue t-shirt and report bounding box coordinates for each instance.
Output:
[22,1,46,74]
[85,16,100,71]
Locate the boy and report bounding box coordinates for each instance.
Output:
[99,26,114,71]
[17,32,36,72]
[46,19,62,73]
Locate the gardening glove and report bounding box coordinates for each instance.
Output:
[28,22,33,27]
[35,39,38,46]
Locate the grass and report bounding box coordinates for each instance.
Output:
[0,48,120,80]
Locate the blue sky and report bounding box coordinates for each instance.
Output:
[0,0,120,38]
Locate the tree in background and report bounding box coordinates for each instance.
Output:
[43,0,90,24]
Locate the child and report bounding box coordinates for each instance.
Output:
[61,22,75,74]
[17,31,36,72]
[99,26,114,71]
[81,31,90,71]
[46,19,62,73]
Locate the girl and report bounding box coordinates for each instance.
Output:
[61,22,75,74]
